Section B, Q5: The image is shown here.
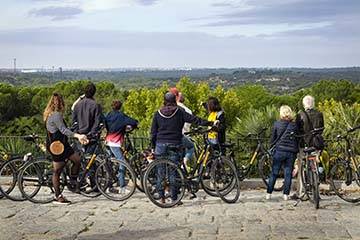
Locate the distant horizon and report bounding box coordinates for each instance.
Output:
[1,66,360,71]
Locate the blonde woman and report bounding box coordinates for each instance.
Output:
[44,93,88,204]
[266,105,299,201]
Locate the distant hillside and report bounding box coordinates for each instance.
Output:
[1,67,359,93]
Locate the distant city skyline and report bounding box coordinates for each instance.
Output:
[1,0,359,68]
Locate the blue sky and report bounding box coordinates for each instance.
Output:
[1,0,359,68]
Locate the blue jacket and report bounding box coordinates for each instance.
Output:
[270,120,299,153]
[105,111,138,134]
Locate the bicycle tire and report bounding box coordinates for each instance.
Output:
[300,159,311,201]
[201,159,219,197]
[18,158,63,204]
[129,153,146,192]
[212,156,240,203]
[330,160,360,203]
[95,159,136,201]
[258,154,284,192]
[0,158,27,201]
[143,159,185,208]
[311,169,320,209]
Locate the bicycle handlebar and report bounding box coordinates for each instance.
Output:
[184,126,217,136]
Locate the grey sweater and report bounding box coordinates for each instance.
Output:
[46,112,74,137]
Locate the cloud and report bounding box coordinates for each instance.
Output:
[201,0,360,26]
[0,27,359,68]
[29,6,83,21]
[211,2,233,7]
[136,0,158,6]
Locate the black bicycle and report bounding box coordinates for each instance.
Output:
[233,128,284,191]
[329,125,360,203]
[17,132,105,204]
[143,126,240,208]
[295,128,324,209]
[0,134,46,201]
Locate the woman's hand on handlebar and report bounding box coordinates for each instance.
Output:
[74,133,89,145]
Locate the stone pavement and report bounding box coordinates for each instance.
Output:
[1,189,360,240]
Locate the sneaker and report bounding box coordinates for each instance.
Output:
[119,187,130,195]
[265,193,271,200]
[283,194,289,201]
[53,195,71,205]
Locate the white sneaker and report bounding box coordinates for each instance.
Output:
[283,194,289,201]
[265,193,271,200]
[119,187,130,195]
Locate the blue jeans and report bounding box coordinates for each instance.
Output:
[267,150,296,195]
[155,143,182,201]
[109,146,126,188]
[182,136,194,160]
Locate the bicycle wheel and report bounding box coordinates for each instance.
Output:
[0,158,26,201]
[310,169,320,209]
[95,159,136,201]
[200,159,220,197]
[129,153,147,192]
[18,158,63,204]
[258,154,284,191]
[330,160,360,203]
[212,156,240,203]
[143,159,185,208]
[78,157,102,198]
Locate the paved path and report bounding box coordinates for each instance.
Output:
[1,189,360,240]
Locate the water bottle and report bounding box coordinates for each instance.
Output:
[318,166,324,174]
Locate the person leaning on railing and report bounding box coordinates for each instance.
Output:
[44,93,88,205]
[266,105,299,201]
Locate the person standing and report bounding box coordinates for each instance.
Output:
[105,100,138,193]
[44,93,88,204]
[169,88,194,170]
[292,95,325,199]
[72,83,103,152]
[205,97,226,148]
[151,92,213,204]
[266,105,299,201]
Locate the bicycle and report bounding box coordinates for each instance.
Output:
[0,134,47,201]
[17,131,105,204]
[94,128,139,201]
[121,129,152,193]
[329,125,360,203]
[295,128,325,209]
[142,126,240,208]
[233,128,284,191]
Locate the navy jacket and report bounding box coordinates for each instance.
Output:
[270,120,299,153]
[105,111,138,134]
[151,106,211,147]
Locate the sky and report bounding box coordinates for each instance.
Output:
[0,0,359,68]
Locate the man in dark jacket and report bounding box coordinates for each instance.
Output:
[151,92,213,205]
[292,95,324,199]
[72,83,103,136]
[296,95,324,148]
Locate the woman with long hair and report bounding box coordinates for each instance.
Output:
[205,97,226,147]
[44,93,88,204]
